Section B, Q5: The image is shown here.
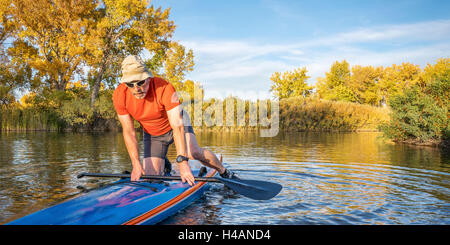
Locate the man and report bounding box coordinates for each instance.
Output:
[113,55,235,185]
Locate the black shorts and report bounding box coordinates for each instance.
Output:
[143,126,195,159]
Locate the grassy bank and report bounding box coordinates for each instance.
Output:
[279,97,390,132]
[1,97,390,133]
[0,107,120,132]
[190,97,390,132]
[0,107,63,131]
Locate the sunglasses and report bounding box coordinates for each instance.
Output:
[125,79,147,88]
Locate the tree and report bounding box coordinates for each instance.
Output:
[420,58,450,141]
[181,79,204,101]
[0,0,14,46]
[316,60,356,102]
[160,41,194,91]
[419,58,450,107]
[380,58,449,145]
[348,65,383,105]
[85,0,176,108]
[380,85,447,144]
[378,62,421,105]
[270,67,312,99]
[9,0,97,91]
[0,2,12,107]
[1,14,37,107]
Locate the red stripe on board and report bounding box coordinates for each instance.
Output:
[122,169,217,225]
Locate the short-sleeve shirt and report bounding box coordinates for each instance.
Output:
[112,77,181,136]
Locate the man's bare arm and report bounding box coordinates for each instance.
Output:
[167,105,194,185]
[117,113,144,181]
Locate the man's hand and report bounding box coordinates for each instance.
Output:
[131,164,145,181]
[179,161,195,186]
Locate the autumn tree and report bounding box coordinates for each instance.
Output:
[9,0,96,92]
[0,0,32,107]
[0,0,12,106]
[419,58,449,120]
[418,58,450,99]
[159,41,194,91]
[316,60,356,102]
[85,0,176,108]
[181,79,204,101]
[380,58,449,145]
[0,0,13,46]
[348,65,383,105]
[270,67,312,99]
[378,62,421,105]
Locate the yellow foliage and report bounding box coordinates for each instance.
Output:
[163,41,195,90]
[379,62,421,101]
[270,67,312,99]
[315,60,356,102]
[349,65,383,105]
[418,58,450,86]
[84,0,175,107]
[65,81,88,90]
[10,0,97,90]
[19,92,36,108]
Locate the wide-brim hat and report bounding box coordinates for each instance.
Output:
[120,55,153,83]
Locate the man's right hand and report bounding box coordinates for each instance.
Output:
[179,161,195,186]
[131,164,145,181]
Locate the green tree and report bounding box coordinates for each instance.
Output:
[420,58,450,141]
[380,58,449,145]
[419,58,450,108]
[380,86,447,143]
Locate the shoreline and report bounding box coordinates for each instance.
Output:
[2,127,447,150]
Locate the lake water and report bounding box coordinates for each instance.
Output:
[0,131,449,225]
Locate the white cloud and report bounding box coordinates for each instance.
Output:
[295,19,450,49]
[178,19,450,99]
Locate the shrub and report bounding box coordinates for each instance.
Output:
[380,86,447,144]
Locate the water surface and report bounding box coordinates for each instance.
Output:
[1,131,449,224]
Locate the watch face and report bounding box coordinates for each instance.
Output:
[177,155,188,162]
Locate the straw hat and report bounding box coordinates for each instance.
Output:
[120,55,153,83]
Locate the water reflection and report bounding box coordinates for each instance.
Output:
[1,131,449,224]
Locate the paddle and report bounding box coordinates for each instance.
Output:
[77,172,282,200]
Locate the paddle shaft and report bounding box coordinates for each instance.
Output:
[77,172,268,190]
[77,172,222,182]
[77,172,282,200]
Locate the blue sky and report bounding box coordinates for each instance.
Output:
[150,0,450,100]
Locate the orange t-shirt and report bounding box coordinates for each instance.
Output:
[112,77,181,136]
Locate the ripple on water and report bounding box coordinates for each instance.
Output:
[163,161,449,225]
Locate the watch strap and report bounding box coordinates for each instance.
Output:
[176,155,189,163]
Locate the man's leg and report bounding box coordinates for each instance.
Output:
[179,111,227,175]
[184,131,226,175]
[142,157,165,175]
[143,130,172,176]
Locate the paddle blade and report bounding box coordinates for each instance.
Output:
[219,178,282,200]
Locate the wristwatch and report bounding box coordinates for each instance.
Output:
[176,155,189,163]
